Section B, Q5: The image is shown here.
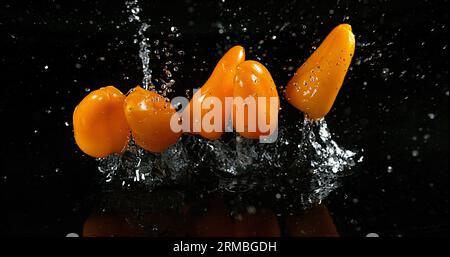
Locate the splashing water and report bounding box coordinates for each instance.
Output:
[98,116,361,209]
[292,118,362,205]
[98,0,362,210]
[126,0,153,90]
[126,0,182,96]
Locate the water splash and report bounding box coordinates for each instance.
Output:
[291,118,361,205]
[126,0,153,90]
[97,115,361,209]
[301,118,358,175]
[98,1,363,210]
[98,139,190,191]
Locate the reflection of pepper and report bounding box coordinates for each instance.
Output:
[73,86,130,158]
[82,202,338,237]
[83,213,145,237]
[188,200,234,236]
[187,200,281,237]
[286,204,338,237]
[232,208,280,237]
[285,24,355,120]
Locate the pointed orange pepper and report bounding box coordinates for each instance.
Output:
[184,45,245,140]
[232,60,279,139]
[285,24,355,119]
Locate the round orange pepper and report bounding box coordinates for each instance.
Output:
[285,24,355,119]
[124,86,181,153]
[73,86,130,158]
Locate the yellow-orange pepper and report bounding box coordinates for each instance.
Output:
[232,60,279,139]
[285,24,355,119]
[184,45,245,140]
[124,86,181,153]
[73,86,130,158]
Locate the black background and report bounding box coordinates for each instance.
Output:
[0,0,448,237]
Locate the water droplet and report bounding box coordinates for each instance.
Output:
[247,206,256,214]
[387,166,393,173]
[381,68,390,80]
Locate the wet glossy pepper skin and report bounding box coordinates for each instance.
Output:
[73,86,130,158]
[232,60,280,139]
[124,86,181,153]
[285,24,355,119]
[185,45,245,140]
